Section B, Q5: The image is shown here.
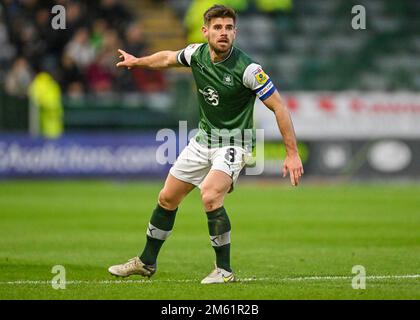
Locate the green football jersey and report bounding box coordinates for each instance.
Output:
[177,43,276,150]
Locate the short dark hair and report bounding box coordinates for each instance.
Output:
[204,5,237,26]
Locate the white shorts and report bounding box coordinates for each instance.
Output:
[169,138,250,192]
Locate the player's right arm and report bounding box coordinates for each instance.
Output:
[116,49,181,70]
[117,44,203,70]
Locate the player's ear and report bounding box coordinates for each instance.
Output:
[201,25,208,38]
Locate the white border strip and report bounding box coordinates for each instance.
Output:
[0,274,419,285]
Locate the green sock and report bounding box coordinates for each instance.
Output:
[206,206,232,272]
[139,204,177,265]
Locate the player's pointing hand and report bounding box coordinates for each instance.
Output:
[116,49,138,70]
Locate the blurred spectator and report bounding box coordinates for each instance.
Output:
[65,0,85,35]
[60,54,85,96]
[5,57,34,97]
[18,22,47,64]
[119,23,166,93]
[124,23,146,57]
[0,18,16,67]
[86,54,114,94]
[34,7,52,42]
[98,29,122,68]
[66,81,84,100]
[63,27,96,70]
[85,28,121,94]
[90,18,108,51]
[1,0,166,97]
[28,71,63,139]
[98,0,132,35]
[131,68,167,93]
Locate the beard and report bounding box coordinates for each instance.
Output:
[210,40,233,55]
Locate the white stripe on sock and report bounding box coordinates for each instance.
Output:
[146,223,172,240]
[210,231,231,247]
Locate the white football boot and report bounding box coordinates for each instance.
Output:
[201,264,236,284]
[108,257,156,278]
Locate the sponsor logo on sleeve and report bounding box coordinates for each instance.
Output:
[253,68,268,85]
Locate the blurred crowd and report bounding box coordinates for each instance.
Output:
[0,0,167,98]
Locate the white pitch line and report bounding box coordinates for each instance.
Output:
[0,274,419,285]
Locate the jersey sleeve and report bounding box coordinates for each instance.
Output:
[243,63,276,101]
[177,43,204,67]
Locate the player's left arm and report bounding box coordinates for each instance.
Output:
[262,90,304,186]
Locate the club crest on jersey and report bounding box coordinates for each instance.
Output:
[253,68,268,85]
[199,86,219,106]
[222,73,234,86]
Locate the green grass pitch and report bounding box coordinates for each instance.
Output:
[0,180,419,299]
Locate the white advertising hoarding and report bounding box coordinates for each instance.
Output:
[255,92,420,140]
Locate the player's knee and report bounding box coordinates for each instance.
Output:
[158,189,178,211]
[200,188,222,212]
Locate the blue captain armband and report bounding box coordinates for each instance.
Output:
[255,79,276,101]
